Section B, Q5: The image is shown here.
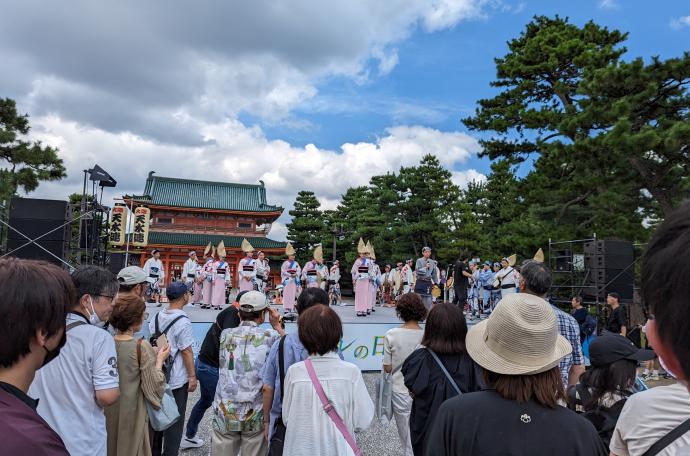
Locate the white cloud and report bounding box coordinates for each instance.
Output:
[452,169,487,188]
[670,16,690,30]
[598,0,619,9]
[27,117,482,241]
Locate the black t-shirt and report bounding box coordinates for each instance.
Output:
[606,306,627,334]
[426,390,607,456]
[198,306,240,367]
[572,307,588,340]
[453,261,468,290]
[402,348,484,455]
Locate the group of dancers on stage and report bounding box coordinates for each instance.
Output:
[145,236,432,316]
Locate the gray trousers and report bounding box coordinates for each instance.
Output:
[420,294,433,310]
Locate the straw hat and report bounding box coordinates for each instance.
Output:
[217,240,226,259]
[502,254,517,267]
[357,238,366,255]
[533,248,544,263]
[466,293,572,375]
[203,242,212,256]
[241,238,255,253]
[313,245,323,262]
[364,240,372,256]
[285,242,296,256]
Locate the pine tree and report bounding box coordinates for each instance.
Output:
[285,191,326,264]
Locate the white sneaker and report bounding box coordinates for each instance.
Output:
[180,437,204,450]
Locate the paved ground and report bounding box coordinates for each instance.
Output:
[179,372,401,456]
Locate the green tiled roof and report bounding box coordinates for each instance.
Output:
[147,231,286,249]
[135,173,283,213]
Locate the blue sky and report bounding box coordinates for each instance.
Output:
[251,0,690,177]
[3,0,688,239]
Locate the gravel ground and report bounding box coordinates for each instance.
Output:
[179,372,401,456]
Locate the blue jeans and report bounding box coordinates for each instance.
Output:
[185,359,219,439]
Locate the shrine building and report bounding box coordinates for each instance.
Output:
[121,171,286,286]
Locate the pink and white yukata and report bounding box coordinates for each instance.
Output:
[281,259,301,312]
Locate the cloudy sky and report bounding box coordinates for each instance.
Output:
[2,0,688,240]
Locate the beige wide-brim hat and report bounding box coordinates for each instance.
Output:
[466,293,572,375]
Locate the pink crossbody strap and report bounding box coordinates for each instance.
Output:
[304,358,363,456]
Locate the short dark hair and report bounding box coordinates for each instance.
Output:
[296,287,329,315]
[109,295,146,332]
[0,258,75,368]
[484,366,565,409]
[642,199,690,379]
[607,292,620,301]
[239,309,265,321]
[70,266,118,308]
[420,302,467,355]
[396,293,427,322]
[298,305,342,355]
[572,296,582,304]
[520,260,552,296]
[118,282,143,293]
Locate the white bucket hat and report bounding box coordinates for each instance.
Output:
[466,293,572,375]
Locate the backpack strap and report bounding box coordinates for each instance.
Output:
[136,338,143,366]
[642,417,690,456]
[426,348,462,396]
[161,315,188,336]
[66,321,87,332]
[278,335,286,402]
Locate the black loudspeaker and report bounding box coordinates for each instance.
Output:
[584,240,634,300]
[6,197,69,265]
[554,249,572,271]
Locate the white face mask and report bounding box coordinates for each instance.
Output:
[87,296,107,328]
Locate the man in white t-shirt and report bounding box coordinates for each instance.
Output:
[610,383,690,456]
[29,266,120,456]
[149,281,197,456]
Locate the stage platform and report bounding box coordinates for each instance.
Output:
[148,298,400,325]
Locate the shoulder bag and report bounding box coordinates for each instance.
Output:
[136,339,180,431]
[426,348,462,396]
[304,358,363,456]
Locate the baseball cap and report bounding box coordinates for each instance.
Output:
[117,266,155,285]
[239,290,269,312]
[589,333,656,367]
[166,281,190,300]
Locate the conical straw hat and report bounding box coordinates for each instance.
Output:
[313,245,323,262]
[203,241,212,256]
[507,254,517,267]
[357,238,366,254]
[217,240,226,258]
[285,242,296,256]
[533,248,544,263]
[365,240,372,255]
[241,238,254,253]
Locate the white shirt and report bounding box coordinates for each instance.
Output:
[330,266,341,283]
[182,258,198,282]
[282,353,374,456]
[383,327,424,393]
[610,382,690,456]
[495,266,516,286]
[143,258,165,281]
[29,313,119,456]
[148,308,193,389]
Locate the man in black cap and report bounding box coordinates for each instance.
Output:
[605,292,627,337]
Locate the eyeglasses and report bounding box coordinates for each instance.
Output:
[94,294,115,302]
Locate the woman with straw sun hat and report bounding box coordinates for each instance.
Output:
[426,293,607,455]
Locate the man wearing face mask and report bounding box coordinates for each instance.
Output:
[0,258,73,455]
[29,266,120,456]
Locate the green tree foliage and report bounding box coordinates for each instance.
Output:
[462,15,689,233]
[0,98,66,202]
[285,190,327,264]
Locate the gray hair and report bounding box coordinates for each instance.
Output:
[422,246,431,253]
[519,260,552,296]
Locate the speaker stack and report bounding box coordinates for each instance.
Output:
[6,197,70,266]
[583,240,634,301]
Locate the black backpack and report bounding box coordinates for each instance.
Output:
[567,384,627,448]
[582,314,598,337]
[149,313,188,382]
